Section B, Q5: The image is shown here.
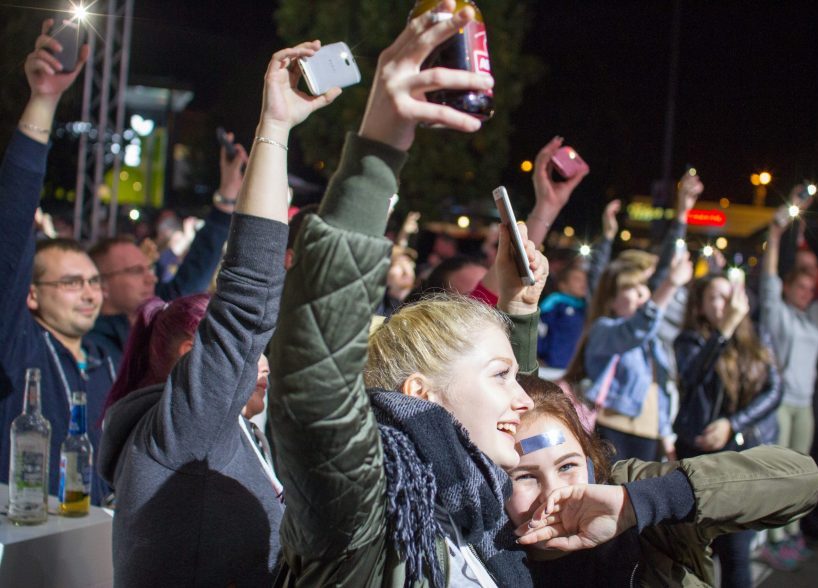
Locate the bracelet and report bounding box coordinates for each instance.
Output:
[254,135,288,151]
[213,190,238,206]
[19,121,51,135]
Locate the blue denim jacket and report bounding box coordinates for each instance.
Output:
[583,300,673,437]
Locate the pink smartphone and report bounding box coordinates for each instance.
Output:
[551,146,588,179]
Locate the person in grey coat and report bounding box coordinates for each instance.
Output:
[97,42,340,586]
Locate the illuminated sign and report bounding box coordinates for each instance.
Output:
[686,209,726,227]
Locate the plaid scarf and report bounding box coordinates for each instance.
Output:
[370,389,532,588]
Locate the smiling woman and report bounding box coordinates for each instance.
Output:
[508,375,818,587]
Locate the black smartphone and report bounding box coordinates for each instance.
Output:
[216,127,237,160]
[48,18,82,73]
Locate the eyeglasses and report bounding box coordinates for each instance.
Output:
[101,264,156,279]
[34,276,102,291]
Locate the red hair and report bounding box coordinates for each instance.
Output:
[103,294,210,417]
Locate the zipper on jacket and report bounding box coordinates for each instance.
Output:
[467,544,499,587]
[629,562,639,588]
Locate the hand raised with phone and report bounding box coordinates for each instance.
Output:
[259,41,342,131]
[495,221,548,316]
[26,19,88,102]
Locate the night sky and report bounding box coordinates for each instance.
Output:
[5,1,818,230]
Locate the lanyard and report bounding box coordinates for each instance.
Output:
[43,331,116,416]
[43,331,76,411]
[239,416,284,501]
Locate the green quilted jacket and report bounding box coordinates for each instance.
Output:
[267,133,818,588]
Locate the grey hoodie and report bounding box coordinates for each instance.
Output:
[98,214,287,587]
[760,271,818,407]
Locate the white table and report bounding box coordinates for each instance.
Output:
[0,484,113,587]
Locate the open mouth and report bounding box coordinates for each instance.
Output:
[497,422,518,439]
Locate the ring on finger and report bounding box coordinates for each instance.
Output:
[428,11,454,25]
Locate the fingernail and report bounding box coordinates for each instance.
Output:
[480,74,494,87]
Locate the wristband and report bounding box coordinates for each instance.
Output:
[213,190,238,206]
[19,121,51,135]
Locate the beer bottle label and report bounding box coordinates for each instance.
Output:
[59,453,91,501]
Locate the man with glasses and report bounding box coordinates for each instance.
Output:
[0,22,115,504]
[87,140,243,369]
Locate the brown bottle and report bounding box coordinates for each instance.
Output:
[409,0,495,121]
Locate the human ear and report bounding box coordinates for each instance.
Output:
[176,337,194,360]
[401,372,432,400]
[26,285,39,312]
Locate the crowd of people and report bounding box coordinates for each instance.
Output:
[2,3,818,587]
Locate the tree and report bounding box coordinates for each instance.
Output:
[275,0,540,217]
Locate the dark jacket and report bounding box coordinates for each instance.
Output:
[98,213,287,587]
[538,292,585,368]
[674,329,781,454]
[533,446,818,587]
[0,130,116,505]
[87,206,232,369]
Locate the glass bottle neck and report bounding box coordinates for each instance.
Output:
[69,402,87,435]
[23,372,42,415]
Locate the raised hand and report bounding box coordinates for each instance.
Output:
[515,483,636,551]
[533,137,589,212]
[719,281,749,339]
[602,199,621,241]
[215,130,249,211]
[358,0,493,151]
[677,172,704,221]
[20,20,90,144]
[259,42,342,131]
[526,136,589,246]
[495,222,548,316]
[668,250,693,287]
[25,19,89,101]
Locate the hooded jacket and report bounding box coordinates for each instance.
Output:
[98,213,287,587]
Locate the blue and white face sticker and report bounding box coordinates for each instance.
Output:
[515,429,566,456]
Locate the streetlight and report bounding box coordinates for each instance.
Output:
[752,171,772,206]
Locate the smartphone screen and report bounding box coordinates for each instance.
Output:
[492,186,536,286]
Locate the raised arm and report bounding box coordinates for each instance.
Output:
[0,21,87,386]
[648,171,701,291]
[152,43,339,463]
[155,137,247,300]
[268,0,493,563]
[495,222,548,375]
[526,136,589,247]
[586,199,620,300]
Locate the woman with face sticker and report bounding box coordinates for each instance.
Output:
[674,273,781,584]
[507,376,818,587]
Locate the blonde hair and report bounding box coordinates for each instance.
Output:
[365,293,511,392]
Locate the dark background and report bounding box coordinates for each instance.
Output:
[2,0,817,232]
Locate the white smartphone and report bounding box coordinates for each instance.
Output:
[492,186,536,287]
[298,42,361,96]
